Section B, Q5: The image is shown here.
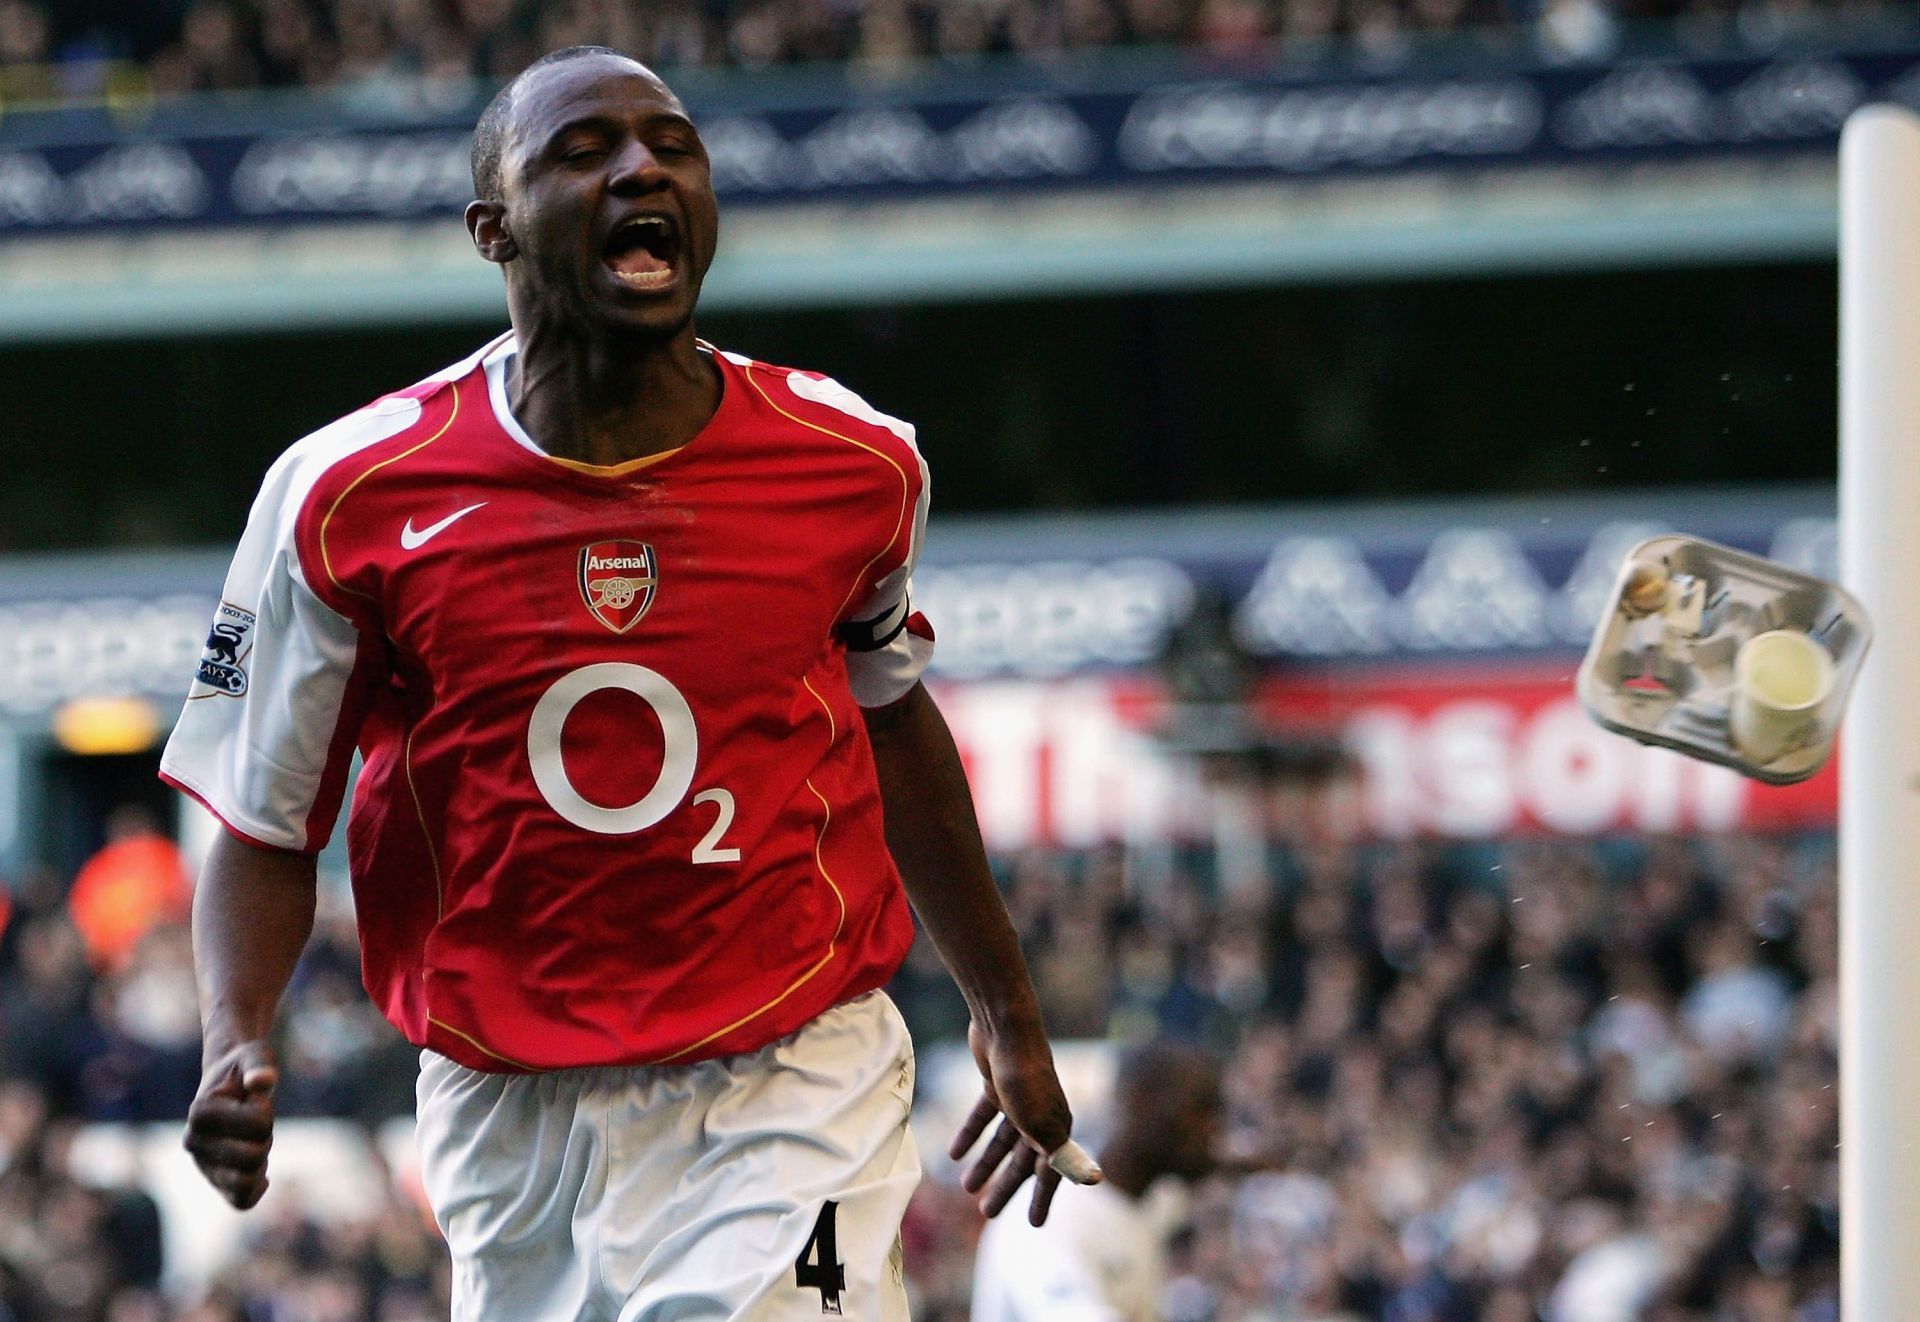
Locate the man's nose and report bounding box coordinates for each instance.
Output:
[608,139,669,193]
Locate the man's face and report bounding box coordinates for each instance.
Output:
[1144,1066,1221,1181]
[1162,1069,1223,1181]
[489,55,719,341]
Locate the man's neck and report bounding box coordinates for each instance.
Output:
[508,322,722,468]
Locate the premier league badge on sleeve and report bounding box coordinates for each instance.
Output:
[578,541,660,634]
[195,602,256,696]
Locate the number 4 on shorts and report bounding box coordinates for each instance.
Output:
[794,1200,846,1315]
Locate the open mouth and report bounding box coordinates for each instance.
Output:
[602,214,680,290]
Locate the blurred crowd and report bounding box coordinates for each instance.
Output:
[0,0,1911,107]
[891,830,1840,1321]
[0,811,433,1322]
[0,810,1840,1320]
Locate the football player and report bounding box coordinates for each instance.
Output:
[167,45,1094,1321]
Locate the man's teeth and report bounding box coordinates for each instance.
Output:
[606,218,675,287]
[613,267,674,287]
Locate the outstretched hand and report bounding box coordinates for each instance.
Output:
[184,1040,280,1210]
[949,1021,1102,1226]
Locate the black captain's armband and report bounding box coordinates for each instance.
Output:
[836,595,910,653]
[795,1200,846,1314]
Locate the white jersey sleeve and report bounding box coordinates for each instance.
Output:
[837,424,933,709]
[159,400,420,852]
[774,366,936,709]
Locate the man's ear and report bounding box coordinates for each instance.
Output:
[466,200,518,264]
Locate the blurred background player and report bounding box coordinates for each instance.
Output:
[971,1040,1222,1322]
[65,805,191,975]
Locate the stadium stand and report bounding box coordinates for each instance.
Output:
[0,0,1912,107]
[0,825,1840,1319]
[0,486,1844,1317]
[0,0,1862,1311]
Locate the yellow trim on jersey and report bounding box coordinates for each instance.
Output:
[319,382,464,602]
[536,445,685,477]
[352,367,887,1073]
[427,1015,538,1071]
[648,776,849,1065]
[312,385,498,1072]
[646,675,847,1066]
[638,365,914,1067]
[740,362,914,626]
[802,673,837,744]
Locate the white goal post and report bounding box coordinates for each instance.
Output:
[1839,103,1920,1316]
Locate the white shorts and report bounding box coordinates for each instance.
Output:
[415,991,921,1322]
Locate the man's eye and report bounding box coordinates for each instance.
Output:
[653,141,694,158]
[561,144,606,163]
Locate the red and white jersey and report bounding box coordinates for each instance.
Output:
[160,333,933,1072]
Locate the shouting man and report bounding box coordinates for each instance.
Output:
[164,45,1094,1322]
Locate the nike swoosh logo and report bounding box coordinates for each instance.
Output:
[400,502,487,550]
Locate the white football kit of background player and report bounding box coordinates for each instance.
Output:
[970,1180,1186,1322]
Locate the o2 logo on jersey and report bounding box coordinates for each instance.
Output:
[527,662,742,861]
[578,540,659,634]
[194,602,255,696]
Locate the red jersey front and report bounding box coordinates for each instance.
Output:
[160,334,933,1072]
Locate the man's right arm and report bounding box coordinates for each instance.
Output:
[183,833,319,1209]
[165,412,410,1206]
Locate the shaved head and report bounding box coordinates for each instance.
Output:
[1115,1039,1218,1110]
[462,42,716,343]
[1109,1040,1222,1183]
[471,45,663,201]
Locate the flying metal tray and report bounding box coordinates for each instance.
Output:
[1576,535,1872,786]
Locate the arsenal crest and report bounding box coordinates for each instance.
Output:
[578,541,659,634]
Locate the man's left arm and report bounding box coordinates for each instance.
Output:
[863,681,1100,1226]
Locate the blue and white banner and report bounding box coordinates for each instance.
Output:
[0,486,1834,715]
[1,42,1916,234]
[913,489,1836,679]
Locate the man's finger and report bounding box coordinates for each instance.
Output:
[204,1162,269,1199]
[948,1094,1000,1162]
[201,1043,278,1099]
[184,1134,270,1171]
[186,1097,275,1142]
[1027,1160,1063,1226]
[209,1166,269,1209]
[978,1144,1041,1218]
[199,1061,247,1099]
[1046,1139,1102,1185]
[963,1119,1022,1195]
